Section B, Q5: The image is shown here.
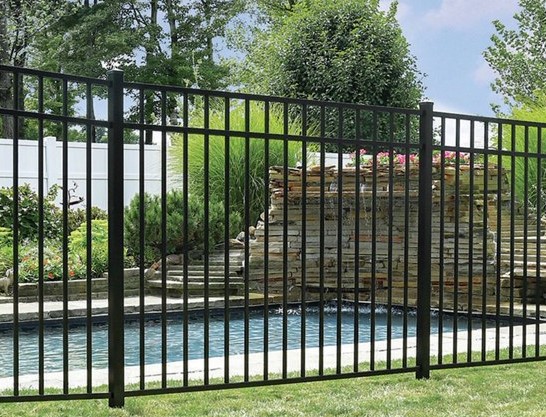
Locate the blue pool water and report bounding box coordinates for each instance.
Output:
[0,305,495,377]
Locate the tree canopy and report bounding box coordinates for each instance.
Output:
[484,0,546,111]
[238,0,424,109]
[0,0,243,140]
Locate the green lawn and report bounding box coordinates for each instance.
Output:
[1,359,546,417]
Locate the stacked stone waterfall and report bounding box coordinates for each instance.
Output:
[246,162,535,310]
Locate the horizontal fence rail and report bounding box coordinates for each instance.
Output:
[0,65,545,407]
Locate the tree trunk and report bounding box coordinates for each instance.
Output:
[165,0,178,57]
[202,0,213,62]
[0,3,14,139]
[144,0,158,145]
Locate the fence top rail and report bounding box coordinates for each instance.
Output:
[0,64,420,115]
[433,110,546,130]
[122,79,423,115]
[0,107,110,128]
[5,64,545,131]
[0,64,110,86]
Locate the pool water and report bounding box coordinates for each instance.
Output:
[0,305,493,377]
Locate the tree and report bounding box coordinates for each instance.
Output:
[252,0,299,22]
[237,0,423,146]
[124,0,243,143]
[501,94,546,213]
[0,0,71,139]
[239,0,423,107]
[33,1,142,77]
[484,0,546,111]
[0,0,243,141]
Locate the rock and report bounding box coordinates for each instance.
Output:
[0,268,13,295]
[229,238,245,248]
[165,253,184,265]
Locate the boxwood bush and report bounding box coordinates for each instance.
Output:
[124,190,241,266]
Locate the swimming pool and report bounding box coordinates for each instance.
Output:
[0,304,495,377]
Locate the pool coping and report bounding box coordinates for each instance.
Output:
[2,294,546,325]
[0,294,281,324]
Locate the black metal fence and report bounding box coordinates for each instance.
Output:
[0,65,545,408]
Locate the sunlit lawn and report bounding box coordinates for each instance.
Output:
[1,350,546,417]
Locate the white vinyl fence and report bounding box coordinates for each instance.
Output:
[0,137,163,210]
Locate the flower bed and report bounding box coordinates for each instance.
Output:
[349,149,473,167]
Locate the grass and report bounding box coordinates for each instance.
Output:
[2,352,546,417]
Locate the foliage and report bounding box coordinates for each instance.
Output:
[68,206,108,235]
[253,0,300,22]
[124,191,237,265]
[0,227,12,276]
[13,220,116,283]
[500,95,546,213]
[0,184,112,281]
[169,101,302,229]
[0,0,73,138]
[0,184,62,241]
[237,0,423,146]
[68,219,110,278]
[2,1,244,142]
[348,149,472,167]
[484,0,546,111]
[14,241,81,283]
[0,227,10,244]
[32,1,142,77]
[239,0,424,148]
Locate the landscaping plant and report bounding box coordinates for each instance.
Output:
[67,206,108,234]
[0,227,12,276]
[69,219,110,278]
[499,94,546,214]
[124,190,240,266]
[169,101,302,231]
[0,183,62,241]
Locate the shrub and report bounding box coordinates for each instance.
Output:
[67,206,108,234]
[0,227,12,276]
[169,101,302,230]
[69,220,110,278]
[124,191,240,265]
[0,184,62,241]
[14,220,116,283]
[125,191,184,265]
[17,242,86,283]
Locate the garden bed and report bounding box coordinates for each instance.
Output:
[0,268,142,303]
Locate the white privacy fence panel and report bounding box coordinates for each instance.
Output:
[0,137,163,210]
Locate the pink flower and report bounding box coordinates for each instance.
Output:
[349,148,369,166]
[376,152,391,164]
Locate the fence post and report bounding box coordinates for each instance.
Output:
[107,69,125,407]
[416,101,433,379]
[43,136,58,192]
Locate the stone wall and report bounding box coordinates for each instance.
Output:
[248,163,514,307]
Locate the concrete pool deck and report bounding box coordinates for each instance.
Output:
[2,293,546,324]
[0,294,285,324]
[1,321,545,392]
